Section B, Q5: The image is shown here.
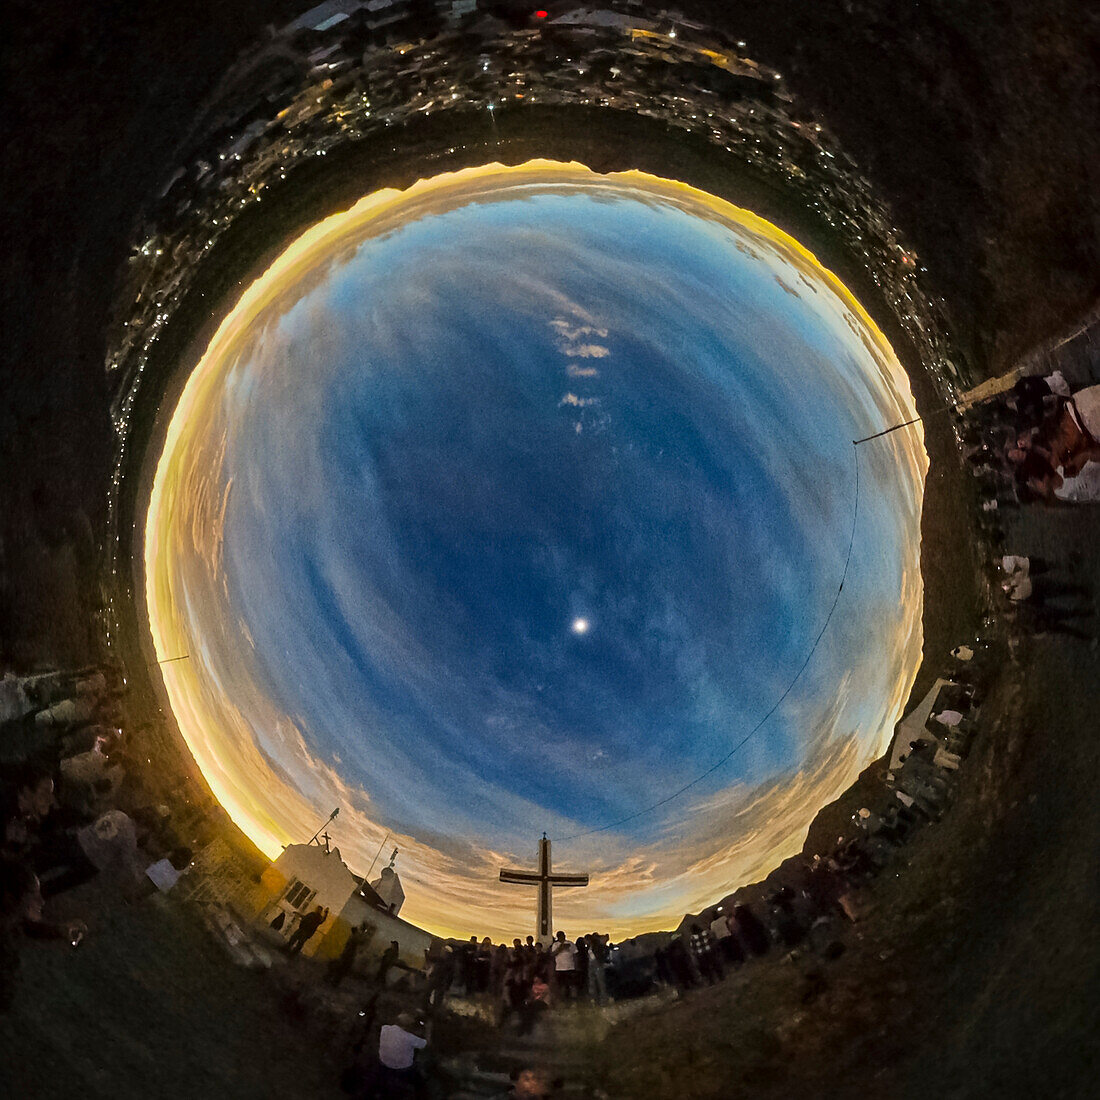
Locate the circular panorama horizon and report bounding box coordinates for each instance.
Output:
[144,161,926,940]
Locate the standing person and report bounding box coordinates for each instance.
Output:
[518,970,550,1036]
[587,933,610,1005]
[499,954,528,1029]
[375,1012,428,1094]
[666,937,697,991]
[490,942,510,999]
[286,904,328,954]
[550,930,578,1001]
[423,943,455,1011]
[476,936,494,994]
[455,936,477,995]
[376,939,401,984]
[574,935,590,1002]
[768,888,805,949]
[327,922,371,986]
[709,908,737,966]
[734,904,770,957]
[721,911,746,966]
[689,923,723,984]
[532,940,549,984]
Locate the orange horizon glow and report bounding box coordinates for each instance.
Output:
[143,160,926,941]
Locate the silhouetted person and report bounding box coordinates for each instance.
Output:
[328,922,371,985]
[286,904,327,954]
[734,905,770,956]
[666,937,697,990]
[499,954,528,1029]
[769,888,805,948]
[423,944,454,1010]
[490,942,510,998]
[376,939,401,984]
[654,945,673,986]
[688,923,723,984]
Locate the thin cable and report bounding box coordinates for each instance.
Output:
[553,443,861,843]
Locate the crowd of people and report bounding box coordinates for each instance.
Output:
[961,365,1098,638]
[415,929,614,1035]
[0,665,194,1012]
[963,372,1100,504]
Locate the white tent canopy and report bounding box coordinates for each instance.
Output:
[889,678,954,770]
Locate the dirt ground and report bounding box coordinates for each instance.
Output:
[0,883,344,1100]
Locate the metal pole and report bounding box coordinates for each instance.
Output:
[365,833,390,878]
[307,807,339,846]
[853,402,958,446]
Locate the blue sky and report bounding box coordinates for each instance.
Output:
[146,164,925,937]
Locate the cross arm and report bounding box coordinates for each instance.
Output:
[548,874,589,887]
[500,869,542,885]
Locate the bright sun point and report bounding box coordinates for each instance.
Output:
[572,617,590,635]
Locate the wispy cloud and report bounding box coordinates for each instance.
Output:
[145,161,926,942]
[562,343,610,359]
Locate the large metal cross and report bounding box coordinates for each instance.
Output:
[500,833,589,944]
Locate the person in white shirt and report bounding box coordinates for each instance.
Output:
[375,1012,428,1091]
[550,930,578,1001]
[1001,555,1033,602]
[709,908,739,965]
[379,1014,427,1069]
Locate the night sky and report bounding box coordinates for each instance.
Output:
[144,162,926,938]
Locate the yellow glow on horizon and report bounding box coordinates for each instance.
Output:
[143,160,926,940]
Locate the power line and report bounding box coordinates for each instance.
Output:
[553,442,862,844]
